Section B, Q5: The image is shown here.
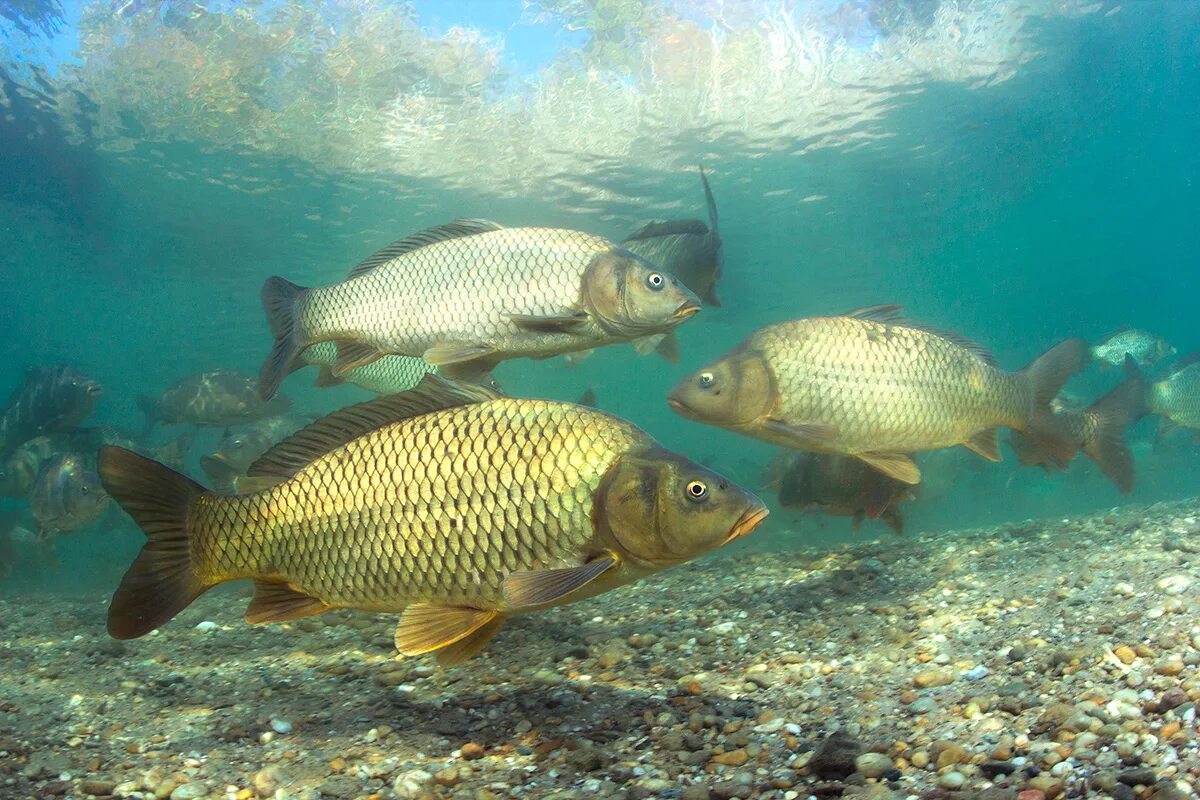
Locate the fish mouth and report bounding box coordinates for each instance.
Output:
[671,302,701,321]
[726,506,769,543]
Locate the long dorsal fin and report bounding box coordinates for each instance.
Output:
[346,218,504,279]
[844,305,996,366]
[623,219,709,242]
[700,165,719,232]
[246,374,501,480]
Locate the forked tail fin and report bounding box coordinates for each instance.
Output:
[1020,338,1087,466]
[1080,356,1147,494]
[259,276,310,401]
[99,446,211,639]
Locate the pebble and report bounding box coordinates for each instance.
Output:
[808,732,862,779]
[1158,575,1191,594]
[269,718,292,734]
[712,749,750,767]
[914,668,956,688]
[461,742,485,760]
[936,771,965,790]
[392,769,434,799]
[681,787,712,800]
[79,779,117,796]
[853,752,894,779]
[170,783,209,800]
[193,620,218,631]
[908,697,937,714]
[1117,768,1157,786]
[963,665,988,680]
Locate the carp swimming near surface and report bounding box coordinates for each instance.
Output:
[140,369,291,430]
[300,341,438,395]
[1008,356,1146,493]
[100,375,767,663]
[763,450,916,534]
[0,365,102,457]
[1091,328,1175,369]
[30,453,109,538]
[257,219,701,399]
[1148,353,1200,435]
[621,167,723,307]
[668,306,1087,485]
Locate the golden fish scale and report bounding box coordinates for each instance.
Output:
[190,399,641,610]
[1153,369,1200,427]
[756,317,1028,452]
[301,229,613,356]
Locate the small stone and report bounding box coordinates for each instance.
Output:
[253,766,286,797]
[434,768,459,788]
[909,697,937,714]
[681,786,712,800]
[1026,775,1064,799]
[1113,646,1136,665]
[170,784,210,800]
[710,782,746,800]
[193,621,218,631]
[1155,657,1185,676]
[1016,792,1045,800]
[854,753,894,780]
[936,744,969,770]
[392,769,434,800]
[980,761,1017,778]
[1117,768,1157,786]
[1158,575,1191,595]
[914,669,956,688]
[461,742,485,760]
[80,780,117,796]
[712,749,749,767]
[565,745,609,772]
[937,771,965,790]
[269,718,293,734]
[809,732,863,779]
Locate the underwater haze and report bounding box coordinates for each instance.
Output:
[3,1,1200,797]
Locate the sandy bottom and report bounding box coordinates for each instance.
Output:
[3,500,1200,800]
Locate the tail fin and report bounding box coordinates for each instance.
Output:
[259,277,310,401]
[99,446,210,639]
[136,395,160,433]
[1080,357,1147,493]
[1019,338,1087,465]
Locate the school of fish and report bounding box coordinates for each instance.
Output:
[3,170,1194,666]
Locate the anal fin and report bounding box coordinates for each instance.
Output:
[435,615,504,665]
[246,580,331,624]
[502,555,618,610]
[856,452,921,485]
[332,340,384,376]
[394,605,497,657]
[316,366,345,388]
[962,427,1002,461]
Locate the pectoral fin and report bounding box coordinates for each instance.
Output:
[509,312,589,333]
[315,366,345,388]
[654,331,681,363]
[563,349,594,367]
[962,427,1002,461]
[393,605,497,657]
[423,342,496,366]
[502,555,618,610]
[245,580,331,624]
[761,419,838,449]
[856,452,921,485]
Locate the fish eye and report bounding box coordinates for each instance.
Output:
[685,480,709,502]
[646,272,665,291]
[698,372,715,388]
[80,485,89,495]
[233,439,244,448]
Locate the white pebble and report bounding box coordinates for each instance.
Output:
[270,718,293,734]
[937,771,965,790]
[1158,575,1191,595]
[194,621,218,632]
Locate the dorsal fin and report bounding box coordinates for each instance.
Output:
[623,219,709,242]
[845,304,904,323]
[699,165,719,231]
[346,218,504,279]
[1168,351,1200,375]
[246,375,502,480]
[844,305,996,366]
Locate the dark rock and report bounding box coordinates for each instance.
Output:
[980,761,1018,778]
[1111,784,1135,800]
[565,744,610,773]
[318,775,362,798]
[809,732,863,779]
[1117,768,1157,787]
[711,782,748,800]
[1157,687,1188,712]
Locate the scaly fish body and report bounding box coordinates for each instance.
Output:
[301,342,437,395]
[1150,361,1200,429]
[30,453,109,537]
[622,169,723,307]
[101,376,766,663]
[259,221,700,399]
[669,307,1085,484]
[1092,329,1174,368]
[0,366,101,457]
[141,369,291,429]
[767,451,913,534]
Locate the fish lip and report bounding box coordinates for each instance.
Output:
[671,302,701,321]
[727,506,769,543]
